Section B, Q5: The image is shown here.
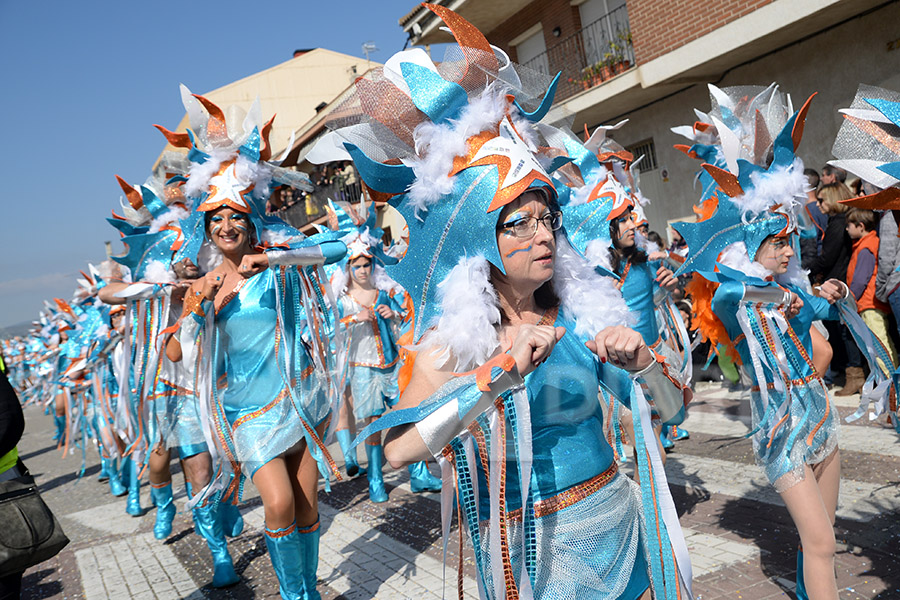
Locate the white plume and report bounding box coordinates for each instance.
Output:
[733,158,809,219]
[149,205,190,234]
[142,260,176,284]
[372,264,404,295]
[418,255,501,371]
[584,238,614,271]
[717,242,773,280]
[406,85,517,215]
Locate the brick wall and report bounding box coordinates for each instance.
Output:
[485,0,582,63]
[629,0,774,64]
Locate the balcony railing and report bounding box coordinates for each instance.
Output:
[274,169,364,231]
[521,5,634,103]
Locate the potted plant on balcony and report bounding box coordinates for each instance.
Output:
[611,29,632,73]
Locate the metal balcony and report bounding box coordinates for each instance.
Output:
[521,5,634,103]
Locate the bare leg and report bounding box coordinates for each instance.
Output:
[365,415,380,446]
[148,445,172,485]
[181,451,212,490]
[812,448,840,526]
[284,420,329,528]
[779,465,839,600]
[252,457,296,531]
[336,390,354,433]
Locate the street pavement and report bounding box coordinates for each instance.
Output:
[16,381,900,599]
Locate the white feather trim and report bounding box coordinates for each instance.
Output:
[406,86,515,215]
[718,242,773,280]
[148,206,190,234]
[260,228,294,245]
[733,158,809,220]
[142,260,176,284]
[553,236,634,338]
[417,255,501,371]
[372,264,404,295]
[584,238,614,272]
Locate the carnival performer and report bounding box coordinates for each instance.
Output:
[329,201,442,501]
[163,88,347,598]
[310,6,692,598]
[552,123,691,459]
[828,82,900,433]
[672,84,893,600]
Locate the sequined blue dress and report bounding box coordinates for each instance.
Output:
[711,272,841,490]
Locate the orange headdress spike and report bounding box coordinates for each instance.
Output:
[192,94,229,144]
[54,298,75,318]
[791,93,816,152]
[701,163,744,198]
[841,187,900,211]
[153,124,193,149]
[80,270,94,286]
[673,144,700,159]
[424,3,499,88]
[583,124,590,143]
[115,175,143,210]
[258,115,276,162]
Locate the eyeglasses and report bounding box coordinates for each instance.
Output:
[497,211,563,239]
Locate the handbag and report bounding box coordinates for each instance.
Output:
[0,462,69,577]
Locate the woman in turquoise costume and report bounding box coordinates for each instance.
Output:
[164,89,346,599]
[672,85,893,600]
[311,6,691,598]
[550,124,691,457]
[328,201,442,501]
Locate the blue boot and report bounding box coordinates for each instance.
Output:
[52,414,66,443]
[297,520,322,600]
[335,430,365,477]
[796,547,809,600]
[194,499,239,587]
[150,482,176,540]
[122,457,142,516]
[365,444,389,503]
[219,500,244,538]
[265,523,305,599]
[660,426,674,450]
[408,461,442,493]
[98,455,111,482]
[672,425,690,441]
[107,458,127,497]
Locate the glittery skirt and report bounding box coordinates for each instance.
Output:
[348,364,399,420]
[478,471,650,599]
[749,379,840,492]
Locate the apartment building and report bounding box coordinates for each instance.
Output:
[400,0,900,233]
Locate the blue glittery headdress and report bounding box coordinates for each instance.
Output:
[670,84,814,277]
[150,87,319,267]
[309,3,562,362]
[830,84,900,210]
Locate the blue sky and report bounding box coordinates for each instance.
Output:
[0,0,417,328]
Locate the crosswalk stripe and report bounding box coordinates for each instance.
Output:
[682,409,900,458]
[662,452,898,522]
[241,494,479,599]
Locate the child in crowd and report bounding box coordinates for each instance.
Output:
[846,208,898,366]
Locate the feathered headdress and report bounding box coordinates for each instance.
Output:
[830,84,900,210]
[153,87,318,266]
[671,84,813,277]
[309,4,567,368]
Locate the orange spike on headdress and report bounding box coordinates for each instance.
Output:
[259,115,276,161]
[425,3,499,88]
[115,175,143,210]
[674,144,700,159]
[153,124,193,149]
[54,298,75,318]
[701,164,744,198]
[791,93,816,152]
[192,94,228,142]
